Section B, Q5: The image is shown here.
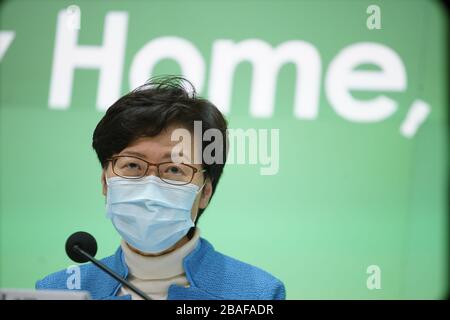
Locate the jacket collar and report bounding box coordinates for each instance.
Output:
[97,237,219,300]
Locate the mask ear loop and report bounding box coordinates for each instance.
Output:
[104,172,112,205]
[197,180,206,194]
[104,160,120,186]
[105,161,113,186]
[188,170,208,239]
[196,169,208,194]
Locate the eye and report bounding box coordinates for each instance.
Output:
[168,166,181,174]
[164,165,187,176]
[122,162,141,170]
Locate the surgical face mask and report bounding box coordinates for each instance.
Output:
[105,175,205,254]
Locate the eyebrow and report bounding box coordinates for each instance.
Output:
[120,150,148,158]
[119,150,186,162]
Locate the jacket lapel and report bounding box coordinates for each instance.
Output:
[97,238,220,300]
[91,246,130,300]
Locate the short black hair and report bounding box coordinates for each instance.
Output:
[92,75,228,223]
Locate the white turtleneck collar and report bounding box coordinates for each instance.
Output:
[118,228,201,299]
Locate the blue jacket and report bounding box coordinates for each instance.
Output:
[36,238,285,300]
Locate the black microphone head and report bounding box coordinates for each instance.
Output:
[65,231,98,263]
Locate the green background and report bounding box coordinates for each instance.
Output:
[0,0,447,299]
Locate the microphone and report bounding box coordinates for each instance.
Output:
[65,231,151,300]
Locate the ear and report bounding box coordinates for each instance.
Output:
[199,178,213,209]
[101,170,107,196]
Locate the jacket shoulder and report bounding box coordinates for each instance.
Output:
[190,239,286,300]
[35,251,121,297]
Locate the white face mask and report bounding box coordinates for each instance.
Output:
[105,175,204,254]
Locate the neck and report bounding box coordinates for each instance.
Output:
[127,235,191,257]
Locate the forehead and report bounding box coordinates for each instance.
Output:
[117,124,201,163]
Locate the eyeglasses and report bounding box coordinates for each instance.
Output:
[106,155,206,186]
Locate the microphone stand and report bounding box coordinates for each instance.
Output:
[73,245,151,300]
